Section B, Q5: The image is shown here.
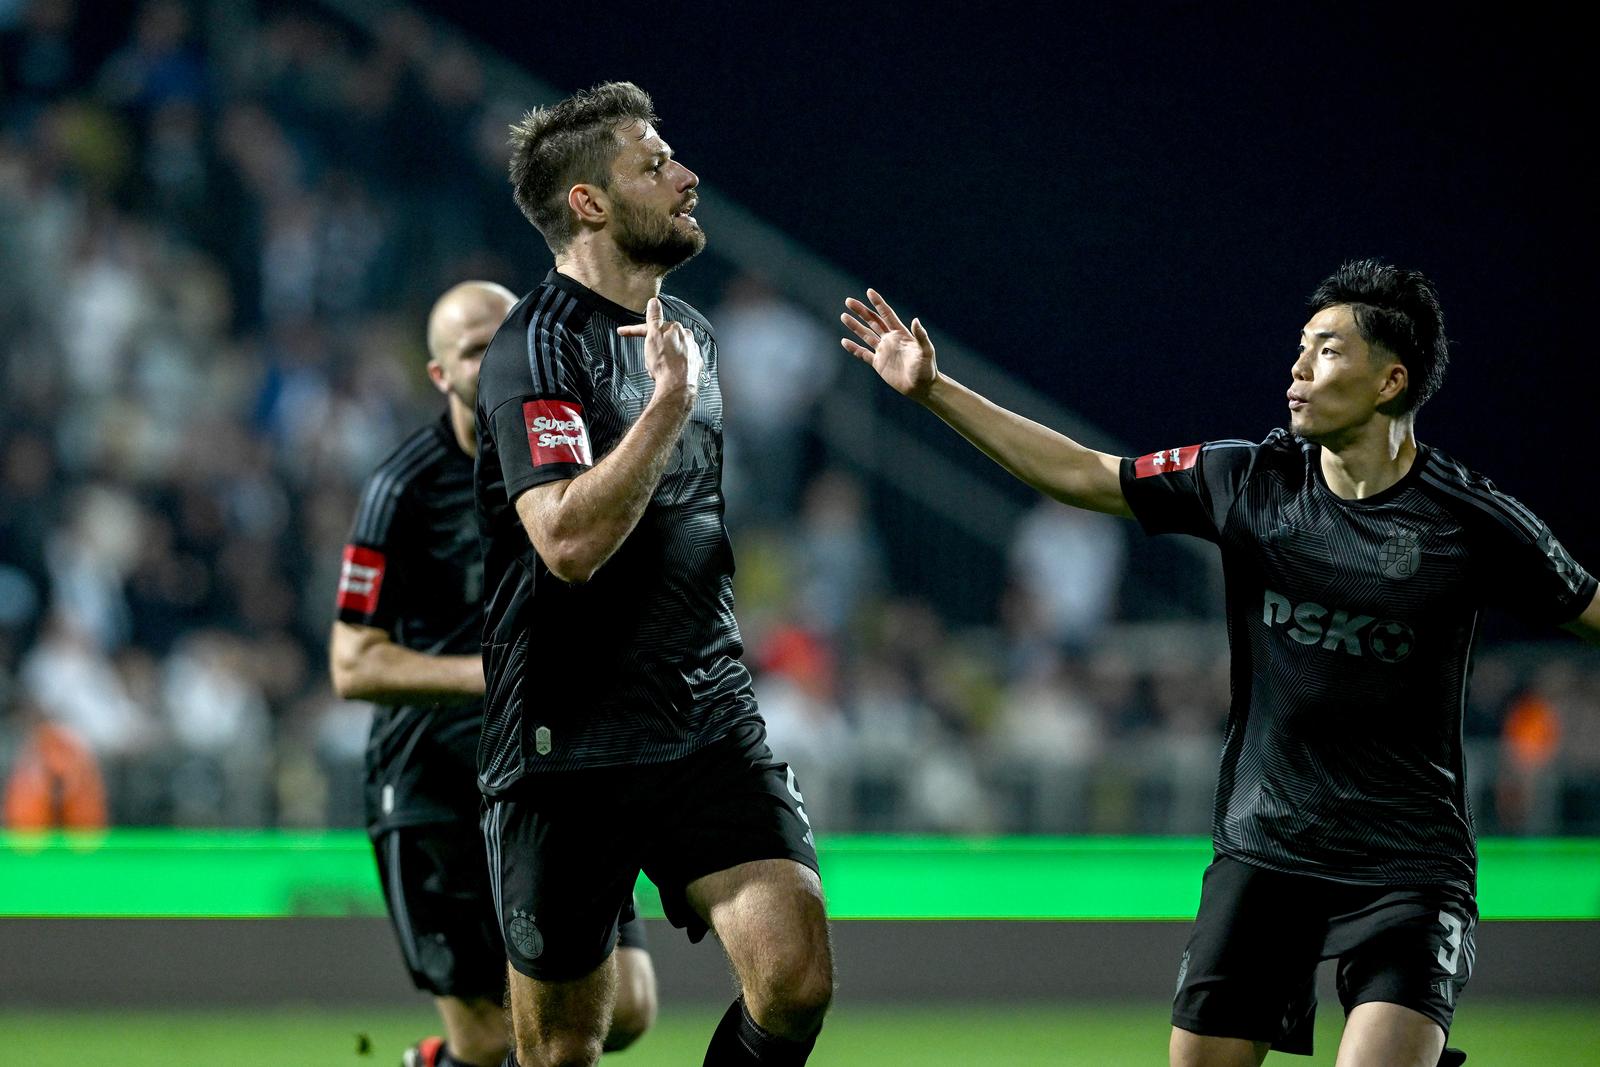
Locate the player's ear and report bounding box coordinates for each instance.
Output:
[426,359,449,396]
[568,183,608,227]
[1378,360,1408,407]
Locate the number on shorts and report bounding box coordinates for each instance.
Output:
[1436,910,1464,973]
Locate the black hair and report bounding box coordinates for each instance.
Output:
[1308,258,1449,413]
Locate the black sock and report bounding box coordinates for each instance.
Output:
[498,1051,520,1067]
[703,997,818,1066]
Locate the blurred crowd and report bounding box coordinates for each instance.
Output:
[3,0,1598,837]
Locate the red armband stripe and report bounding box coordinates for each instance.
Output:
[336,544,386,615]
[1134,444,1201,478]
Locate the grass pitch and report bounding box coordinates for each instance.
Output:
[4,1002,1597,1065]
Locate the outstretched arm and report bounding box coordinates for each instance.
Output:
[842,289,1131,517]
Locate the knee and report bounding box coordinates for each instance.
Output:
[748,957,833,1038]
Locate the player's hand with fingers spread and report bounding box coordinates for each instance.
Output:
[618,296,703,410]
[841,288,938,401]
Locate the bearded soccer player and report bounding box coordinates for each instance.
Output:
[330,281,657,1067]
[475,82,831,1067]
[841,263,1600,1067]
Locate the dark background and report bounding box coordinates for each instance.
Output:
[424,2,1597,594]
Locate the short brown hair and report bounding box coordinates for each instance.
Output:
[508,81,657,252]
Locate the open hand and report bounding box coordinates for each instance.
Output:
[841,289,937,401]
[618,296,702,406]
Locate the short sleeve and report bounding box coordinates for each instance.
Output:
[336,474,409,630]
[483,314,595,502]
[1476,495,1597,625]
[1119,439,1261,542]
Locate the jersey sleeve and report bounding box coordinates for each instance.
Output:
[1119,438,1260,542]
[1474,493,1598,625]
[483,315,595,502]
[335,471,410,631]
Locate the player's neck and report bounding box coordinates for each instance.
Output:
[555,240,662,314]
[447,396,477,458]
[1318,416,1416,500]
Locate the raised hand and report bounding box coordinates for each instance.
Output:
[618,296,703,407]
[841,288,938,400]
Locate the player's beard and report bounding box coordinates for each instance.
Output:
[611,191,705,271]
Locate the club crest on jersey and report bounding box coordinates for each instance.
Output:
[523,399,593,468]
[336,544,385,615]
[1135,444,1200,478]
[1379,529,1422,580]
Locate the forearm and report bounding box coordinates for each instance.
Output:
[527,392,693,582]
[921,376,1131,516]
[330,633,484,704]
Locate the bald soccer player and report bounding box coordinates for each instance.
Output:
[331,282,657,1067]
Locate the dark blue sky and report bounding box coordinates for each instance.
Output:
[429,2,1596,570]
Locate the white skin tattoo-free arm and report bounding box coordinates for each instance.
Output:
[841,288,1131,517]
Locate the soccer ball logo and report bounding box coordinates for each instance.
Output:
[508,909,543,960]
[1379,530,1421,580]
[1369,620,1415,663]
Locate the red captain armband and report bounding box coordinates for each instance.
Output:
[523,399,594,468]
[336,544,386,616]
[1134,444,1201,478]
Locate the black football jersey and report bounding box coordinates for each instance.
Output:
[337,417,484,829]
[1121,430,1595,891]
[474,270,757,791]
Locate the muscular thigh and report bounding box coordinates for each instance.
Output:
[640,721,822,943]
[687,858,831,980]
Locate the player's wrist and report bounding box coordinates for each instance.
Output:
[646,379,696,416]
[916,372,951,407]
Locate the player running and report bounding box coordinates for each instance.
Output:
[475,82,832,1067]
[840,261,1599,1067]
[330,281,657,1067]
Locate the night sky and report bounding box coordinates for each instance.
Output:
[425,3,1597,575]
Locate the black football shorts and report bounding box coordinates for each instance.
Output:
[1171,855,1476,1056]
[372,820,649,998]
[372,824,507,1000]
[483,720,819,981]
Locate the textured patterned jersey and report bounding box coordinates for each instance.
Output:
[1121,429,1596,892]
[474,270,758,791]
[336,416,484,830]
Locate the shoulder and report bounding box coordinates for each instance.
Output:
[518,283,595,347]
[659,293,715,339]
[1416,447,1547,543]
[492,283,591,355]
[484,284,594,396]
[352,424,448,539]
[1254,427,1305,461]
[1197,429,1300,478]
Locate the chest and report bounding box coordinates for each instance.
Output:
[580,317,725,459]
[1226,476,1473,622]
[406,472,483,602]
